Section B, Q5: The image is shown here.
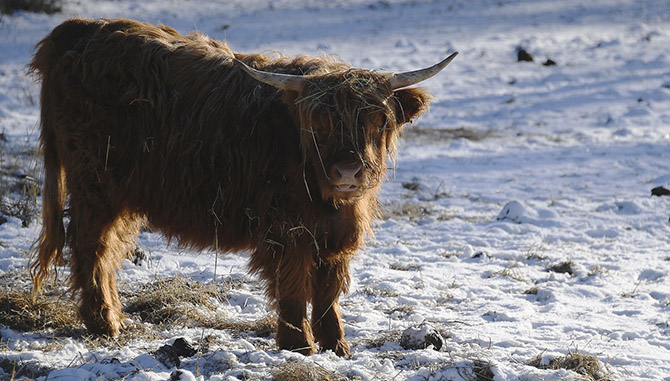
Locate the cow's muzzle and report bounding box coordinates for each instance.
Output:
[331,163,363,193]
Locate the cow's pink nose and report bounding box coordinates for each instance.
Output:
[331,164,363,192]
[333,164,363,181]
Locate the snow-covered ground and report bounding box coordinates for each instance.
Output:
[1,0,669,379]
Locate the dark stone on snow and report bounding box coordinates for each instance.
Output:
[517,48,534,62]
[651,186,670,196]
[155,344,180,368]
[400,322,444,351]
[546,261,576,276]
[543,59,557,66]
[172,337,197,357]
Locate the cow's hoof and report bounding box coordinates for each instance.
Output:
[334,339,350,357]
[80,307,123,337]
[280,342,316,356]
[319,338,350,357]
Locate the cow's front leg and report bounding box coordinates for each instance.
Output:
[311,259,350,356]
[251,243,316,355]
[275,297,315,355]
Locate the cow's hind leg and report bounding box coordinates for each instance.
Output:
[311,259,350,356]
[68,200,139,336]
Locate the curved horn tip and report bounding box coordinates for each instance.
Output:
[390,51,459,90]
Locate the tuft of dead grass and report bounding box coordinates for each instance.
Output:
[272,360,349,381]
[207,313,277,337]
[0,139,41,228]
[487,266,528,283]
[122,275,276,339]
[0,289,81,334]
[0,357,53,380]
[528,351,613,380]
[123,275,226,327]
[472,360,495,381]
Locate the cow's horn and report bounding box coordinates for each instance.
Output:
[234,58,306,92]
[389,52,459,90]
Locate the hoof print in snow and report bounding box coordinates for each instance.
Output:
[517,48,534,62]
[400,322,444,351]
[156,344,181,368]
[651,186,670,196]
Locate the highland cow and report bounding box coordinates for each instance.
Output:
[29,17,456,356]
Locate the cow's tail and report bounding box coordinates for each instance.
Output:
[29,24,74,294]
[30,116,66,294]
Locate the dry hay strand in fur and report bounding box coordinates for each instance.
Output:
[272,359,349,381]
[0,289,80,334]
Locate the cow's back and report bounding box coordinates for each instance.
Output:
[30,18,304,251]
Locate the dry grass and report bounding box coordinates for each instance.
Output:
[472,360,495,381]
[528,351,613,380]
[487,266,528,283]
[272,360,349,381]
[207,313,277,338]
[0,357,53,380]
[351,330,402,349]
[123,275,227,327]
[0,138,40,228]
[0,289,81,334]
[123,275,277,339]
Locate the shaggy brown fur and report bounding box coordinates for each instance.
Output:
[29,18,433,356]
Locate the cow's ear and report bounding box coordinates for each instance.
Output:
[393,87,433,126]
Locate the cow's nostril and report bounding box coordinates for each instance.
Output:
[333,167,343,179]
[333,164,362,182]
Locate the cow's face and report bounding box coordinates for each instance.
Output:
[234,53,455,205]
[293,72,432,204]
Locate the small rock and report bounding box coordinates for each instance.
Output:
[400,322,444,351]
[543,58,557,66]
[546,261,576,276]
[517,48,534,62]
[155,344,180,368]
[172,337,197,357]
[402,181,420,191]
[651,186,670,196]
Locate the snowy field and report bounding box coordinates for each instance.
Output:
[1,0,670,379]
